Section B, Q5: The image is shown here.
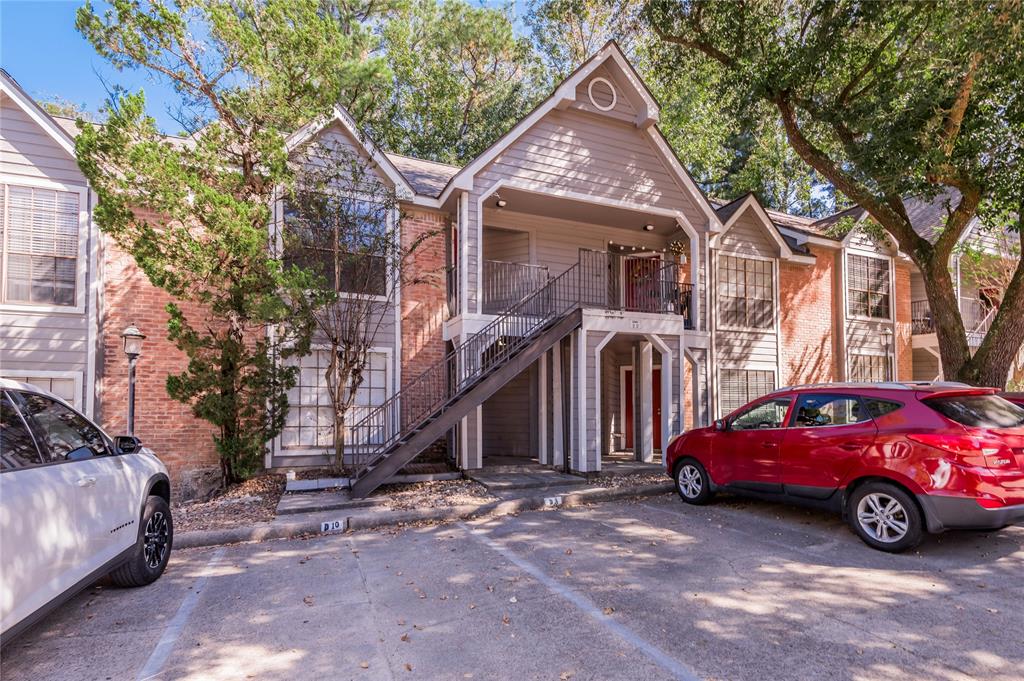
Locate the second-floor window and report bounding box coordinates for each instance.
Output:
[1,184,80,307]
[850,354,891,382]
[282,198,389,297]
[847,253,890,319]
[719,255,773,328]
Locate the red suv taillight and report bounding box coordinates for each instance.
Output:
[906,433,1017,470]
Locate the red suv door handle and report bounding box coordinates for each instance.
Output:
[839,443,862,451]
[761,441,778,448]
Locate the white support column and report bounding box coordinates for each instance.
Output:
[538,352,549,465]
[575,329,587,473]
[552,345,564,468]
[459,406,483,469]
[637,340,654,463]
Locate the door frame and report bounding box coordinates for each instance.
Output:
[619,364,662,451]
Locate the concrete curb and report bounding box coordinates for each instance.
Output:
[175,482,674,550]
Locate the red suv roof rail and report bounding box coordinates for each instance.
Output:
[917,387,1000,400]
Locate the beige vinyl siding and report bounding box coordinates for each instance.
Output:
[484,209,673,276]
[913,348,941,381]
[482,226,530,263]
[717,211,778,258]
[0,93,93,412]
[466,107,709,313]
[1,94,83,185]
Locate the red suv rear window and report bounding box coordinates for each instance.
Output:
[925,394,1024,429]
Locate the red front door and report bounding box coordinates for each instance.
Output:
[623,368,662,450]
[623,256,660,311]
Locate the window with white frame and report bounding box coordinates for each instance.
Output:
[1,184,81,306]
[0,374,79,407]
[280,349,388,449]
[719,369,775,415]
[847,253,891,319]
[849,354,891,382]
[719,255,773,328]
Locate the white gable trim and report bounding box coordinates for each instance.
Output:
[711,195,797,259]
[0,71,78,158]
[285,106,414,200]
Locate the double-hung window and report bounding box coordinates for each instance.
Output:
[1,183,82,307]
[847,254,891,319]
[282,197,389,297]
[719,255,773,328]
[719,369,775,415]
[849,354,891,382]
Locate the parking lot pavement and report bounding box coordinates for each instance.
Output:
[3,494,1022,681]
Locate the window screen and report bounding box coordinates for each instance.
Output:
[719,255,773,328]
[2,185,80,306]
[720,369,775,415]
[847,254,890,319]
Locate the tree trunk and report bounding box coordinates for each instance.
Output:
[960,249,1024,388]
[920,256,973,383]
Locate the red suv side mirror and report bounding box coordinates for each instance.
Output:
[714,419,726,431]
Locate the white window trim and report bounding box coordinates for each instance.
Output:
[0,175,89,315]
[843,249,895,323]
[715,251,778,334]
[587,76,618,112]
[0,369,84,409]
[276,345,394,456]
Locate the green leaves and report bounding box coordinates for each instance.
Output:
[75,0,392,485]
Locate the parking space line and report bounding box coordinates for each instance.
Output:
[136,547,226,681]
[464,524,702,681]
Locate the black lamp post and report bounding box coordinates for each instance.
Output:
[121,323,146,435]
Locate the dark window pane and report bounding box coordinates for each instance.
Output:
[792,395,870,427]
[19,393,108,463]
[865,399,903,418]
[847,254,890,320]
[731,398,791,430]
[0,394,41,469]
[926,395,1024,428]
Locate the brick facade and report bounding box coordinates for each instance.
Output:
[894,260,913,381]
[779,245,838,385]
[399,208,450,459]
[97,236,220,497]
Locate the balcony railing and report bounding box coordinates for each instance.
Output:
[579,249,694,328]
[481,260,551,314]
[911,297,995,346]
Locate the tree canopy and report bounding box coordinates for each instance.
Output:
[646,0,1024,386]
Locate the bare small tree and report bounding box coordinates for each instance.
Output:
[282,138,437,469]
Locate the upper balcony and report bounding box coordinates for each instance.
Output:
[464,250,694,329]
[911,297,995,347]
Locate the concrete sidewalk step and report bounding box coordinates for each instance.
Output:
[276,490,388,516]
[467,468,586,492]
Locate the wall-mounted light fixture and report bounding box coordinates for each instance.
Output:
[495,195,507,208]
[643,224,654,232]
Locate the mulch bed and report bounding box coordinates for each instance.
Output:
[173,474,285,534]
[371,479,497,510]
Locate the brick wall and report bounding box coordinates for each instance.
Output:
[98,236,220,497]
[399,208,450,458]
[779,245,838,385]
[894,260,913,380]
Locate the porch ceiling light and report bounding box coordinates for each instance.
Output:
[495,195,507,208]
[643,224,655,231]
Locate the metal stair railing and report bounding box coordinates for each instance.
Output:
[349,262,586,475]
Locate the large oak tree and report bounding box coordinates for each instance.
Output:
[647,0,1024,387]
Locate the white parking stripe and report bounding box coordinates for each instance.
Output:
[464,524,702,681]
[136,547,226,681]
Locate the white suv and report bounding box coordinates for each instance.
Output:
[0,379,173,644]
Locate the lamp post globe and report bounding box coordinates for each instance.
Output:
[121,324,146,435]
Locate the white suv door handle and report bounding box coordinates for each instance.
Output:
[77,477,96,488]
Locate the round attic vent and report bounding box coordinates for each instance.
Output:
[587,77,617,112]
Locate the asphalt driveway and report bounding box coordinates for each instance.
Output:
[2,494,1022,680]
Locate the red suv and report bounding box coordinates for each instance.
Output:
[666,383,1024,552]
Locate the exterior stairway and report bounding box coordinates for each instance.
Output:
[348,264,585,498]
[348,251,687,498]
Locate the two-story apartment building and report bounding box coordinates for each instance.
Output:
[2,44,1019,498]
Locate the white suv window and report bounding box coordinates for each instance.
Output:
[0,393,42,470]
[17,392,109,463]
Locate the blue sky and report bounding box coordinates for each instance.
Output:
[1,0,528,135]
[1,1,185,132]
